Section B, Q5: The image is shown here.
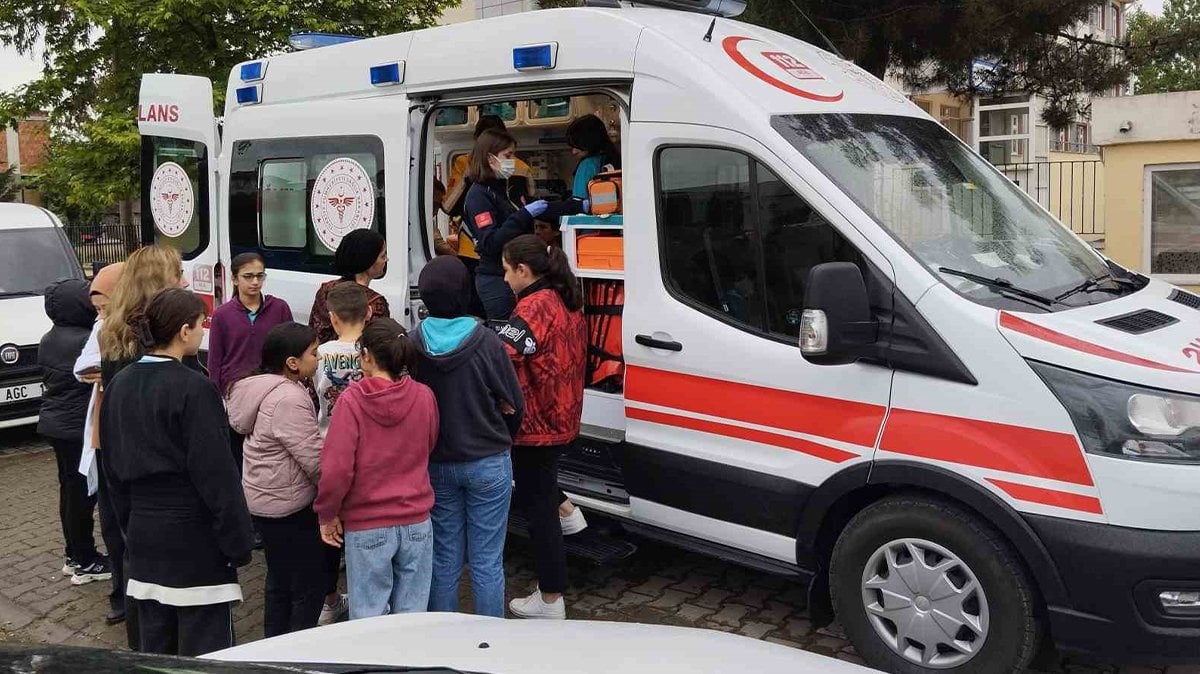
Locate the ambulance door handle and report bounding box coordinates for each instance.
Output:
[635,334,683,352]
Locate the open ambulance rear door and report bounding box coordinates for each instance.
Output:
[138,74,222,335]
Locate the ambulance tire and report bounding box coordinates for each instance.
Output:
[829,495,1041,674]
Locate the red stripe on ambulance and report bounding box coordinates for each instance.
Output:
[626,407,859,464]
[880,408,1093,486]
[1000,311,1195,374]
[986,478,1104,515]
[625,365,885,448]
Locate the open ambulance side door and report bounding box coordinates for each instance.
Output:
[138,74,222,329]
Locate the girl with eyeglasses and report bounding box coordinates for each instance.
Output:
[207,253,295,397]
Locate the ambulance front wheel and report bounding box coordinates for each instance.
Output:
[829,495,1042,674]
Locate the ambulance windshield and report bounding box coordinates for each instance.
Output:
[774,114,1127,310]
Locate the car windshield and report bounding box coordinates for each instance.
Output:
[0,227,83,296]
[773,114,1118,310]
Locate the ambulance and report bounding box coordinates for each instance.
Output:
[137,1,1200,670]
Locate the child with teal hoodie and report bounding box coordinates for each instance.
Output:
[411,256,524,617]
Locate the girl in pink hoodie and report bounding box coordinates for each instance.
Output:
[226,322,325,637]
[315,317,440,618]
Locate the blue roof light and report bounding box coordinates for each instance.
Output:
[513,43,558,71]
[369,62,404,87]
[235,85,261,106]
[239,61,265,82]
[288,32,364,51]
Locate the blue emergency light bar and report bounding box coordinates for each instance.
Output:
[513,43,558,71]
[288,32,364,51]
[235,85,261,106]
[369,62,405,87]
[239,61,265,82]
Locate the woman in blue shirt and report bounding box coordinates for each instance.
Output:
[565,115,620,201]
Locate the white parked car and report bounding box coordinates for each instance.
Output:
[207,613,873,673]
[0,203,86,429]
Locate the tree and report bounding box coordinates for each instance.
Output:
[1127,0,1200,94]
[0,1,456,220]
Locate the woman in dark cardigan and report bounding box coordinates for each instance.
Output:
[101,288,254,656]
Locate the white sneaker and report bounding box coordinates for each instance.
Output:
[318,594,349,626]
[509,590,566,620]
[61,558,80,576]
[560,506,588,535]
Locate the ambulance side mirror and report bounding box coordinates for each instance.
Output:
[800,262,877,365]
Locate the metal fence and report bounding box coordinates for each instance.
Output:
[62,223,141,276]
[994,160,1104,236]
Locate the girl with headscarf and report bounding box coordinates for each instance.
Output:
[308,230,390,345]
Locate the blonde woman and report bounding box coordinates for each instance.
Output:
[94,244,192,651]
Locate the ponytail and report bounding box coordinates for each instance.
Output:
[359,317,416,380]
[503,234,583,312]
[133,288,206,351]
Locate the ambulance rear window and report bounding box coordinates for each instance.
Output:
[140,136,209,260]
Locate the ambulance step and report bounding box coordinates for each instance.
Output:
[507,512,638,565]
[621,521,808,579]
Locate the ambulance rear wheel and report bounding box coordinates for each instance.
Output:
[829,495,1041,673]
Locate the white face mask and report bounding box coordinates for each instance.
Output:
[496,157,516,179]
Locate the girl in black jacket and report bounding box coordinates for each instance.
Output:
[100,288,254,656]
[37,279,107,584]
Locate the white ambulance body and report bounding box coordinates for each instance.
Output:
[138,4,1200,670]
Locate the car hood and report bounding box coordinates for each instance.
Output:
[998,278,1200,393]
[206,613,871,674]
[0,296,52,348]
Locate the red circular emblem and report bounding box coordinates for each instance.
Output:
[723,36,845,103]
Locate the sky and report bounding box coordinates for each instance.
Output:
[0,0,1170,94]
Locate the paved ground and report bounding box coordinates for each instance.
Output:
[0,426,1196,673]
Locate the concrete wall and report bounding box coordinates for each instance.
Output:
[1101,140,1200,273]
[1094,91,1200,147]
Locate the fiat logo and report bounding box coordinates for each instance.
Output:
[0,344,18,366]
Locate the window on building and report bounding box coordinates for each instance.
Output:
[1147,165,1200,277]
[657,146,861,340]
[1112,3,1122,37]
[140,136,209,260]
[229,135,385,274]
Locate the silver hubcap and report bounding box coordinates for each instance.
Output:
[860,538,989,669]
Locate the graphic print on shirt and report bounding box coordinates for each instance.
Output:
[317,344,363,427]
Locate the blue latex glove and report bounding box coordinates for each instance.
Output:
[524,200,549,217]
[582,200,591,214]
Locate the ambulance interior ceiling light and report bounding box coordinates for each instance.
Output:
[288,32,365,51]
[370,62,405,87]
[513,43,558,71]
[239,61,265,82]
[236,85,261,106]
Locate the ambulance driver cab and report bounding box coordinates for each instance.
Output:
[138,2,1200,670]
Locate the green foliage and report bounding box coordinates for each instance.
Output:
[0,0,458,216]
[1127,0,1200,94]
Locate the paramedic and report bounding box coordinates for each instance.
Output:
[463,129,577,320]
[565,115,620,201]
[308,230,390,345]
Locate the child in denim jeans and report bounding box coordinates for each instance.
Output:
[315,318,439,618]
[411,256,524,617]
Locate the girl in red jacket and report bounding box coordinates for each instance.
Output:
[315,318,440,619]
[496,234,587,619]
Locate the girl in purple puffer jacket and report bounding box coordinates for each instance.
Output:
[226,322,324,637]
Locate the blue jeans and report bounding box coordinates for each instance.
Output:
[428,452,512,617]
[344,519,433,619]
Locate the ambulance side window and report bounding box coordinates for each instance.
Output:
[140,136,208,260]
[229,135,385,274]
[657,146,861,341]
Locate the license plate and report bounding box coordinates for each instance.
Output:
[1,383,44,404]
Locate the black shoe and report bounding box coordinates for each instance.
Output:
[71,559,113,586]
[104,609,126,626]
